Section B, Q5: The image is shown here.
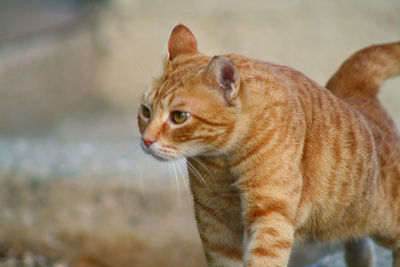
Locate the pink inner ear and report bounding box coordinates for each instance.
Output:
[168,24,198,60]
[220,63,237,88]
[202,56,240,102]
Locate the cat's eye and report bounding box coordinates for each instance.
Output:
[171,111,190,124]
[141,105,151,119]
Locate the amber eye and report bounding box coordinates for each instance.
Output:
[141,105,151,119]
[171,111,190,124]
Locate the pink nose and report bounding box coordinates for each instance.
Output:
[142,138,155,148]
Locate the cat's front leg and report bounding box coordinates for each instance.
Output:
[188,157,245,267]
[191,183,244,267]
[238,174,301,267]
[242,197,296,267]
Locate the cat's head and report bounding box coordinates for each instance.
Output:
[138,24,248,161]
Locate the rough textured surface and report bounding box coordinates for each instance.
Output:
[0,252,67,267]
[307,242,392,267]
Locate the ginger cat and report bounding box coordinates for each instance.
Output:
[138,24,400,267]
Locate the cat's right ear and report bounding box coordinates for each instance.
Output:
[168,24,198,61]
[202,56,241,105]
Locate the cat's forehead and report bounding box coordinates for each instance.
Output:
[144,61,205,105]
[141,54,211,112]
[143,72,185,106]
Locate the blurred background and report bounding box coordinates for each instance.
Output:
[0,0,399,266]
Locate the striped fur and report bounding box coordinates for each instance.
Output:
[138,24,400,267]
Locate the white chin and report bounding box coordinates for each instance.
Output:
[149,145,181,161]
[150,152,177,161]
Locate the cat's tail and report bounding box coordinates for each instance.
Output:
[326,41,400,97]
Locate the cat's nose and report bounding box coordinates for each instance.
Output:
[142,138,155,148]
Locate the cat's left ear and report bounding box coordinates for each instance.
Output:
[202,56,241,104]
[168,24,198,61]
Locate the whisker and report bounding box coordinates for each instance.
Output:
[187,154,216,182]
[131,142,145,194]
[175,158,189,192]
[171,161,181,203]
[186,160,217,201]
[186,159,227,217]
[137,157,145,195]
[186,160,206,187]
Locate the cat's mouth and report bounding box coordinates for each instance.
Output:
[140,139,181,161]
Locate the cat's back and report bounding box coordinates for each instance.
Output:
[227,53,338,106]
[226,54,389,239]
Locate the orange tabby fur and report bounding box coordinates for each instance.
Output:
[138,24,400,267]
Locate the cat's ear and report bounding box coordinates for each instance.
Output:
[168,24,198,61]
[202,56,241,104]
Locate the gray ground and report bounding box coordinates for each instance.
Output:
[308,244,392,267]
